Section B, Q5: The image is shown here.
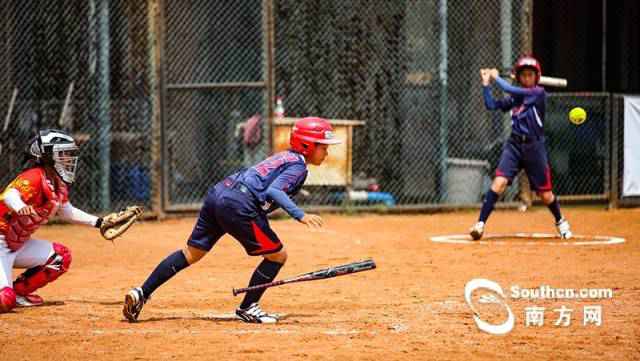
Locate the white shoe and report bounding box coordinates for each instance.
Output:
[236,303,279,324]
[123,287,146,322]
[15,294,44,307]
[556,219,572,239]
[470,221,485,241]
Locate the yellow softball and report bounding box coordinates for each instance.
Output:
[569,107,587,125]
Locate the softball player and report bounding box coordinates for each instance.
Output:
[123,117,340,323]
[469,56,572,240]
[0,129,104,312]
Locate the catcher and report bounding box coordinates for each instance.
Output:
[123,117,340,324]
[0,129,142,313]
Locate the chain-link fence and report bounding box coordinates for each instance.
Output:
[0,0,636,215]
[275,0,531,208]
[162,0,268,209]
[545,93,610,199]
[0,0,153,214]
[611,94,640,208]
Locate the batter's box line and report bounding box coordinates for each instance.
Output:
[428,233,625,246]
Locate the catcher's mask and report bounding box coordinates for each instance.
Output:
[28,129,79,184]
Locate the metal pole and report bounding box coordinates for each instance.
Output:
[263,0,275,156]
[167,82,265,90]
[609,95,619,209]
[604,93,611,202]
[58,82,74,129]
[148,0,165,218]
[500,0,513,138]
[500,0,512,70]
[4,88,17,132]
[0,88,17,157]
[438,0,448,202]
[602,0,607,91]
[522,0,533,53]
[95,0,111,212]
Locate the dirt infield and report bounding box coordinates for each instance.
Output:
[1,207,639,360]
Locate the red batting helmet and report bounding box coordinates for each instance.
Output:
[290,117,341,156]
[513,55,542,84]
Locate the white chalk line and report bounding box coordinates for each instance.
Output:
[429,233,625,246]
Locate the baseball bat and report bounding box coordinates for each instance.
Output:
[508,73,567,88]
[232,259,376,296]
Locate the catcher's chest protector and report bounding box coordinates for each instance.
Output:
[2,168,68,251]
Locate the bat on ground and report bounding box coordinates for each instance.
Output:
[232,259,376,296]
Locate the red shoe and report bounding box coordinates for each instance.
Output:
[15,294,44,307]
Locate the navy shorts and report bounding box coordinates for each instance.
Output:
[495,136,553,192]
[187,182,283,256]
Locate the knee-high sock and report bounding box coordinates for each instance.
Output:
[240,259,283,310]
[141,250,189,298]
[547,197,563,222]
[479,190,499,223]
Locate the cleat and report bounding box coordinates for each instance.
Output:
[556,218,572,239]
[123,287,146,322]
[15,294,44,307]
[236,303,279,324]
[469,221,485,241]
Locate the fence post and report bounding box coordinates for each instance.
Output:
[501,0,513,140]
[91,0,112,212]
[609,94,620,209]
[438,0,448,202]
[500,0,512,74]
[147,0,165,218]
[604,93,611,204]
[601,0,607,91]
[263,0,275,156]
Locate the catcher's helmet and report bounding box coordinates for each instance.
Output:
[513,55,542,84]
[28,129,79,184]
[290,117,341,156]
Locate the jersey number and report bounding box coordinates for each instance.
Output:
[255,154,299,177]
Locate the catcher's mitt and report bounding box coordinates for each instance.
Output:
[100,206,143,240]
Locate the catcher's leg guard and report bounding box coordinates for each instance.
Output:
[13,243,72,296]
[0,287,17,313]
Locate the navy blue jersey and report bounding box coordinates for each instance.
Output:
[231,150,308,219]
[483,77,546,138]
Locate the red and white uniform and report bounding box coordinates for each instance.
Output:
[0,167,97,291]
